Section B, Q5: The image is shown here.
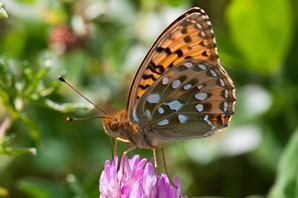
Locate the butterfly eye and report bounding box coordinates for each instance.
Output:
[109,121,118,131]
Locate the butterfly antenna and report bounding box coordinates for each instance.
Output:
[66,116,105,122]
[58,76,107,115]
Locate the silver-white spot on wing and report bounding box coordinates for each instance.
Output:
[162,77,169,85]
[198,63,207,70]
[158,119,169,126]
[183,62,194,68]
[147,93,160,104]
[183,84,192,90]
[196,23,202,29]
[210,69,217,77]
[172,80,181,89]
[219,78,225,87]
[197,84,204,90]
[145,109,151,119]
[195,104,204,112]
[158,107,164,114]
[224,89,229,99]
[165,100,183,111]
[195,93,208,101]
[223,101,228,112]
[178,114,189,123]
[132,105,139,123]
[204,115,212,125]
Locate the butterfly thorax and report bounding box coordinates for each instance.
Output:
[102,110,158,148]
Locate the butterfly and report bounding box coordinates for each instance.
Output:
[102,7,236,173]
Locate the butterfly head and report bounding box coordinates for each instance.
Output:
[102,110,125,138]
[102,110,139,139]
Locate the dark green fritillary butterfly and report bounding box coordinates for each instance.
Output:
[102,7,236,170]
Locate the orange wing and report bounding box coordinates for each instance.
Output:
[127,7,220,112]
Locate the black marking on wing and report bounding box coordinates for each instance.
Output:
[139,84,151,90]
[142,74,157,81]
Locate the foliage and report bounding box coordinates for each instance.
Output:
[0,0,298,197]
[268,127,298,198]
[0,2,8,19]
[226,0,293,74]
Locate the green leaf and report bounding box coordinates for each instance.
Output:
[0,146,37,156]
[268,126,298,198]
[44,99,93,113]
[20,114,41,142]
[0,135,37,156]
[0,56,61,145]
[159,0,187,7]
[226,0,293,74]
[0,2,8,19]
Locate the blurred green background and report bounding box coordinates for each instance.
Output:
[0,0,297,197]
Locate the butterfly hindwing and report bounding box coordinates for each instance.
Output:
[131,60,235,140]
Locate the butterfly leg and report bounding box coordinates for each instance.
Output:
[121,144,137,175]
[152,148,158,173]
[119,145,137,185]
[114,137,136,181]
[153,146,177,188]
[114,137,131,157]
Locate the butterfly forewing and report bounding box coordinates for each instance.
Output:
[127,8,220,111]
[132,60,235,140]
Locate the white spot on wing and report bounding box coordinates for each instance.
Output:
[213,38,217,46]
[132,105,139,123]
[196,23,202,29]
[210,69,217,77]
[198,64,207,70]
[232,89,236,98]
[158,107,164,114]
[178,114,189,123]
[225,89,229,98]
[196,104,204,112]
[197,84,204,90]
[162,77,169,85]
[172,80,181,89]
[232,101,236,112]
[147,93,160,104]
[183,84,192,90]
[183,62,193,68]
[204,115,212,125]
[158,119,169,126]
[200,31,206,38]
[145,109,151,119]
[195,93,208,101]
[224,101,228,112]
[219,78,225,87]
[165,100,183,111]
